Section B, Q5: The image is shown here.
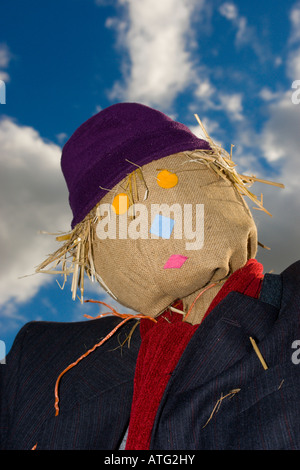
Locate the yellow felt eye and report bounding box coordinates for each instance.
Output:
[112,193,130,214]
[157,170,178,189]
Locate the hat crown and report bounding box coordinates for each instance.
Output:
[61,102,209,228]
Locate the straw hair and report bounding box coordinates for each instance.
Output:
[192,114,284,217]
[35,114,284,302]
[35,205,106,303]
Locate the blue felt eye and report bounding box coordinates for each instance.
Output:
[149,214,175,239]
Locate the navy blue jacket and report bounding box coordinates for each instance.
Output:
[1,261,300,450]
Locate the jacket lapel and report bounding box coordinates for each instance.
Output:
[152,286,280,426]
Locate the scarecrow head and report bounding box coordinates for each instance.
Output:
[36,103,283,324]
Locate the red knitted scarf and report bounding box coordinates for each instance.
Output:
[125,259,264,450]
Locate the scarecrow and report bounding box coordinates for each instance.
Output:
[1,103,300,450]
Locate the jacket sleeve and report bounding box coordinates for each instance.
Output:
[0,323,35,449]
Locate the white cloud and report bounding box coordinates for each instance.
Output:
[219,2,238,20]
[251,180,300,274]
[219,93,244,121]
[286,46,300,79]
[0,71,9,82]
[289,2,300,44]
[286,3,300,80]
[274,56,283,67]
[259,87,282,102]
[192,86,300,275]
[219,2,248,46]
[194,79,215,99]
[0,43,11,82]
[260,91,300,172]
[107,0,205,109]
[231,90,300,273]
[190,85,300,275]
[0,118,72,309]
[55,132,68,145]
[214,4,300,273]
[0,44,11,68]
[218,2,270,63]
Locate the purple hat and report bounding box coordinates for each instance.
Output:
[61,102,210,228]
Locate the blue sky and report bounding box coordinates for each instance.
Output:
[1,0,300,354]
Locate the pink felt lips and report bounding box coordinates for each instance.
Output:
[163,254,188,269]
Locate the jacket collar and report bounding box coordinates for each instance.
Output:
[155,271,281,398]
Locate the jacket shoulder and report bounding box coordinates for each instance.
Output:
[9,316,139,358]
[280,260,300,309]
[0,316,141,449]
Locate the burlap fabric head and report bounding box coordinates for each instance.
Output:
[92,152,257,323]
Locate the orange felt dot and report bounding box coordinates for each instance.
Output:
[112,193,130,214]
[157,170,178,189]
